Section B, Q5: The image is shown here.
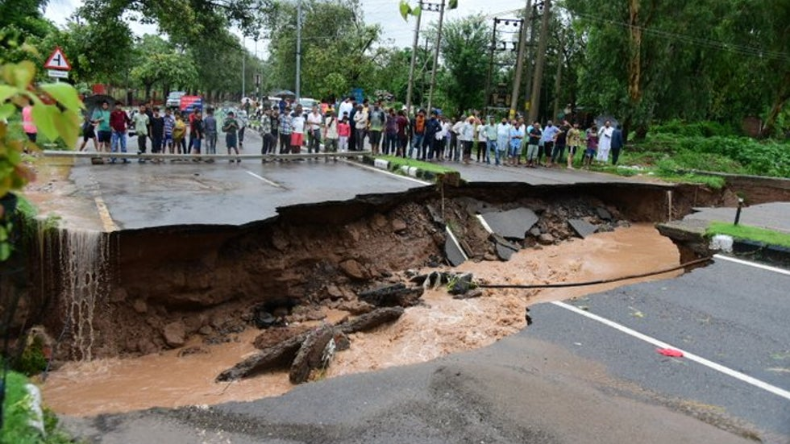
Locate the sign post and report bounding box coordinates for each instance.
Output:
[44,47,71,82]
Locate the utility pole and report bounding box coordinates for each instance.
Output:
[405,0,423,116]
[242,36,246,100]
[552,33,563,121]
[254,39,258,101]
[528,0,550,123]
[426,0,445,114]
[523,4,538,116]
[296,0,302,100]
[483,18,498,115]
[509,0,531,120]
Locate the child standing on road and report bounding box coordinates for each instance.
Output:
[338,116,351,152]
[583,125,598,169]
[323,111,339,162]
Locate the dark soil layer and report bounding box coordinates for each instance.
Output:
[13,182,736,360]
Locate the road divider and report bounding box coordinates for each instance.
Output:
[362,155,462,185]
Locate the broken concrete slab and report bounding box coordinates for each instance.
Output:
[491,233,520,261]
[568,219,599,238]
[445,232,467,266]
[481,208,539,240]
[496,243,517,261]
[596,207,613,221]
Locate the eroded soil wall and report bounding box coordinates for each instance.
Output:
[27,182,731,359]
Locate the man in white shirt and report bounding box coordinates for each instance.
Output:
[597,120,614,162]
[353,105,368,150]
[495,118,511,166]
[306,106,323,154]
[290,105,306,154]
[338,97,354,127]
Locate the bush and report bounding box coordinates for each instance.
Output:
[1,369,77,444]
[651,119,737,138]
[636,134,790,178]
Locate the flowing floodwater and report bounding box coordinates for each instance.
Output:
[43,224,680,416]
[58,229,111,361]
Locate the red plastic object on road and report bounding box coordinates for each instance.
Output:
[656,348,684,358]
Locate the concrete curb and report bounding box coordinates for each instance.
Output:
[361,155,462,184]
[656,221,790,269]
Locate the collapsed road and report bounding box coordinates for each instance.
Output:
[8,154,790,443]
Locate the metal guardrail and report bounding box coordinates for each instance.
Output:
[42,150,372,161]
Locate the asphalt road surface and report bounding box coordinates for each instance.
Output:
[63,256,787,444]
[528,256,790,443]
[65,131,651,230]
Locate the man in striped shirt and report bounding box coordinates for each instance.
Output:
[279,107,292,154]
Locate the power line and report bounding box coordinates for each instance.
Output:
[564,8,790,63]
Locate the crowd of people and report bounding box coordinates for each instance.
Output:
[81,100,247,163]
[254,96,626,168]
[75,95,625,169]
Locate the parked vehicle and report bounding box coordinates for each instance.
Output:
[166,91,186,108]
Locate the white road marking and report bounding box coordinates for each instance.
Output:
[713,254,790,276]
[244,170,281,188]
[551,300,790,402]
[476,214,494,234]
[446,226,469,261]
[341,159,432,186]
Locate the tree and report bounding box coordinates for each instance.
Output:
[436,15,491,114]
[265,0,381,99]
[130,35,198,100]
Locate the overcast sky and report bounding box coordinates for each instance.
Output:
[44,0,526,57]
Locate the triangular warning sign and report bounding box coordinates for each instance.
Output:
[44,47,71,71]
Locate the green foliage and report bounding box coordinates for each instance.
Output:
[267,0,382,100]
[650,120,736,138]
[17,335,47,376]
[377,155,457,175]
[639,134,790,178]
[1,60,81,260]
[707,222,790,248]
[437,15,491,114]
[0,369,80,444]
[565,0,790,136]
[130,35,198,100]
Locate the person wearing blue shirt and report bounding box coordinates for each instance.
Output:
[508,120,525,166]
[540,120,558,166]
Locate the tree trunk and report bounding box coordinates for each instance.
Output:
[627,0,642,103]
[762,72,790,138]
[144,84,152,102]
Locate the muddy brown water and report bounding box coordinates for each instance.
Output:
[42,224,679,416]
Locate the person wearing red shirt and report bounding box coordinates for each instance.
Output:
[110,102,131,163]
[396,110,409,158]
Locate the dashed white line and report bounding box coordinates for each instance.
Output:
[244,170,281,188]
[713,254,790,276]
[551,300,790,402]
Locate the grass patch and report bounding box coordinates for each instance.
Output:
[657,173,726,189]
[376,155,457,175]
[707,221,790,248]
